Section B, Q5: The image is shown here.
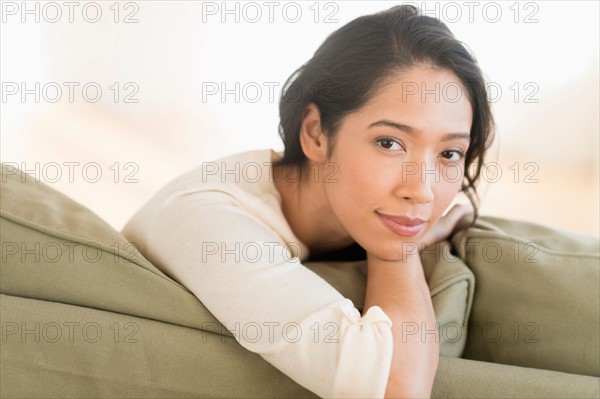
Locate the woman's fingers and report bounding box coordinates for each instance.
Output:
[424,203,473,247]
[443,203,474,237]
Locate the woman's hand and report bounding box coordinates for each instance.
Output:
[419,201,474,251]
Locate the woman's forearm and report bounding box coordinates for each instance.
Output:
[363,253,439,398]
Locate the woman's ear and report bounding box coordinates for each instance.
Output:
[299,103,329,163]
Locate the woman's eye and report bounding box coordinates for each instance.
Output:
[376,137,404,151]
[441,150,465,162]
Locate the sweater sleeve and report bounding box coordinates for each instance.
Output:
[133,190,394,398]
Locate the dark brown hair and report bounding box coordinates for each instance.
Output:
[276,4,495,224]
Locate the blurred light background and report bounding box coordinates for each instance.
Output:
[2,0,599,236]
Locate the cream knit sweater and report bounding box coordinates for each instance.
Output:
[122,148,393,398]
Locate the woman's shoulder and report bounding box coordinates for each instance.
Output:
[121,148,305,257]
[128,148,278,217]
[160,148,281,200]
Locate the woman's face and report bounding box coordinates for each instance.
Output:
[323,64,473,261]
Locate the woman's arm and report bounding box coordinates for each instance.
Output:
[363,203,474,398]
[364,253,439,398]
[136,190,395,398]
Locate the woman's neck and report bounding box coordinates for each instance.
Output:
[272,161,355,255]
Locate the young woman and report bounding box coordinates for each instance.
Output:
[122,4,494,398]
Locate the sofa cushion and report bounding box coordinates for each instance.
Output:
[451,216,600,377]
[0,164,217,331]
[305,240,476,358]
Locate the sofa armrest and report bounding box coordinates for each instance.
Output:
[434,356,600,398]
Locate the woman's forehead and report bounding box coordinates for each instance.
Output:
[348,67,473,135]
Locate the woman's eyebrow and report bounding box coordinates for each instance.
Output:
[368,120,414,134]
[368,119,470,141]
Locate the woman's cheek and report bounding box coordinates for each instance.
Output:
[431,186,449,213]
[341,161,371,194]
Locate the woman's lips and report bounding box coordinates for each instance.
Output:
[376,211,427,237]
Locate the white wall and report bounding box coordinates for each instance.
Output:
[2,0,598,236]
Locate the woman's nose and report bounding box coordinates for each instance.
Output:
[395,160,435,204]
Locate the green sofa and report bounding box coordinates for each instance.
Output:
[1,162,599,398]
